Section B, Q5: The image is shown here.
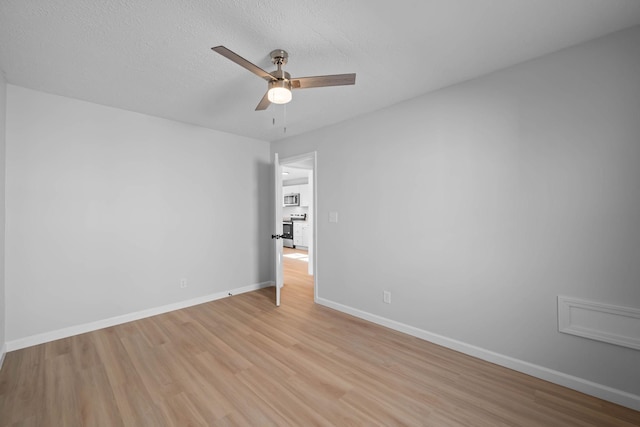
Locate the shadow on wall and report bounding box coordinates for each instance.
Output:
[254,159,274,282]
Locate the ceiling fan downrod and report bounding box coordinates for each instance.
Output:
[269,50,290,81]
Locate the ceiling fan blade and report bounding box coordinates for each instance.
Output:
[291,73,356,89]
[211,46,275,81]
[255,91,271,111]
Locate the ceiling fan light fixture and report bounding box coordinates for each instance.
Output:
[267,80,292,104]
[211,46,355,111]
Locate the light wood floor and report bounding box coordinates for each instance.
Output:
[1,250,639,426]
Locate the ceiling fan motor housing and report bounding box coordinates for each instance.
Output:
[270,69,290,81]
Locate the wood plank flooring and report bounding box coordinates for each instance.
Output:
[1,249,639,425]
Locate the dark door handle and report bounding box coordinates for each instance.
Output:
[271,234,285,239]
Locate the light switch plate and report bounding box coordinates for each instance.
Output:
[329,211,338,223]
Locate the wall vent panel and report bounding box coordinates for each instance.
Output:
[558,296,640,350]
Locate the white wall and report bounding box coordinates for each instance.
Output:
[272,26,640,402]
[0,71,7,359]
[5,86,272,343]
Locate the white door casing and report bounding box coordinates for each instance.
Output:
[307,168,314,276]
[277,152,317,302]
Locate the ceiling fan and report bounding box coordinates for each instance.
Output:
[211,46,356,111]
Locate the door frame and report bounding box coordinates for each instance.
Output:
[277,151,318,303]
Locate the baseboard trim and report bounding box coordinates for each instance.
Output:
[316,297,640,411]
[0,343,6,371]
[6,281,274,352]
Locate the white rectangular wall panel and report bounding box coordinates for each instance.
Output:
[558,296,640,350]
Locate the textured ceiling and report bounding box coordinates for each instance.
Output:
[2,1,640,142]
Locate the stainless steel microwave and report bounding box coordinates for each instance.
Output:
[284,193,300,206]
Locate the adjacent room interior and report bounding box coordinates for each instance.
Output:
[0,1,640,424]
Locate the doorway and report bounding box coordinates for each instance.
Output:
[277,152,317,303]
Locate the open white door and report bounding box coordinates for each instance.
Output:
[273,153,283,306]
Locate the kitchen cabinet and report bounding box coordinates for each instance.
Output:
[293,222,303,246]
[298,184,310,207]
[293,222,310,248]
[301,223,310,247]
[283,184,299,196]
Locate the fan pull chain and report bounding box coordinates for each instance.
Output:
[283,104,287,134]
[271,106,287,133]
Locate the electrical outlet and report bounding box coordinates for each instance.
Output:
[383,291,391,304]
[180,278,188,288]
